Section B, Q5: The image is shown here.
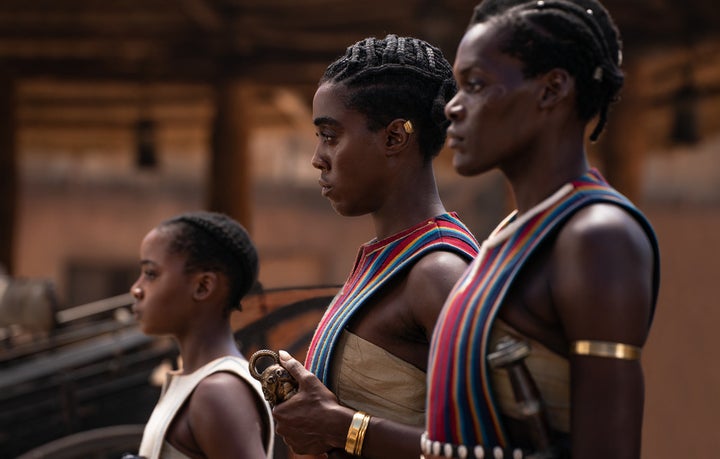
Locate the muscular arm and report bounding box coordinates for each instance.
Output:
[186,372,268,459]
[273,251,471,459]
[409,251,473,351]
[552,204,654,459]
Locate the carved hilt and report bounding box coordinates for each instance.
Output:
[248,349,298,408]
[487,336,557,458]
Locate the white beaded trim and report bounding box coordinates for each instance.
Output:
[419,433,525,458]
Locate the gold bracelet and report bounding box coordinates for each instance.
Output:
[345,411,369,455]
[571,340,641,360]
[345,411,363,454]
[354,410,371,455]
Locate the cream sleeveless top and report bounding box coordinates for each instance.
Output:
[138,355,274,459]
[158,441,190,459]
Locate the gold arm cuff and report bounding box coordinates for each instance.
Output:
[345,411,371,455]
[571,340,641,360]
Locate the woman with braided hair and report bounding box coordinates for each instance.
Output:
[423,1,660,458]
[272,35,480,459]
[129,211,274,459]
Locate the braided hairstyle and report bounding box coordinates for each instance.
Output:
[320,34,457,162]
[470,0,530,22]
[159,211,258,315]
[470,0,624,141]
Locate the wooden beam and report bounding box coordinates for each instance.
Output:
[1,51,335,83]
[0,72,16,273]
[207,80,252,230]
[177,0,225,32]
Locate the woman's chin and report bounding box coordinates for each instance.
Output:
[453,157,478,177]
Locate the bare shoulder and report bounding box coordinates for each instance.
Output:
[551,203,654,344]
[404,250,472,331]
[191,371,259,408]
[187,371,267,457]
[193,371,252,398]
[409,250,472,289]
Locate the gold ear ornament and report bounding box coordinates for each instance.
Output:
[403,120,414,134]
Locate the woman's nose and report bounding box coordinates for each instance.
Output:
[131,286,143,299]
[445,96,465,121]
[311,148,329,171]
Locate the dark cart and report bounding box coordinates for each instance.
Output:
[0,282,338,459]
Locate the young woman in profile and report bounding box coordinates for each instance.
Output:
[271,34,480,459]
[130,211,273,459]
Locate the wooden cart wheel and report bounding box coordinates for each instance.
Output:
[16,424,145,459]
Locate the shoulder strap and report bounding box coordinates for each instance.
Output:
[305,214,479,385]
[427,169,659,447]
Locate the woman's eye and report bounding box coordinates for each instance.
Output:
[143,270,157,280]
[464,80,484,93]
[316,131,336,143]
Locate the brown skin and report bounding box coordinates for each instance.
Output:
[433,21,655,459]
[271,82,471,459]
[131,228,268,459]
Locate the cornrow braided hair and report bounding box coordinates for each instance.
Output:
[471,0,624,141]
[160,211,258,315]
[321,34,457,161]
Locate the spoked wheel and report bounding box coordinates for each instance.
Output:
[16,424,144,459]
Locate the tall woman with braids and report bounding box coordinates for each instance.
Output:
[130,212,274,458]
[423,1,660,458]
[272,35,480,459]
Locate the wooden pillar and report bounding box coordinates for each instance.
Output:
[594,59,648,202]
[208,80,253,230]
[0,74,17,274]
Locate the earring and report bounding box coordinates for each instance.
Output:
[403,120,414,134]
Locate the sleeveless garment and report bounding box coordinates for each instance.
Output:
[138,355,274,459]
[426,169,660,448]
[305,212,479,386]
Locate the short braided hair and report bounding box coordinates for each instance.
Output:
[471,0,624,141]
[320,34,457,161]
[160,211,258,315]
[470,0,530,22]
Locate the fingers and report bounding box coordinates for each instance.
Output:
[275,350,338,408]
[278,349,309,382]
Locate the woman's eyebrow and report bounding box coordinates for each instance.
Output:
[313,116,340,127]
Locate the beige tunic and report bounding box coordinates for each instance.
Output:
[157,441,191,459]
[329,330,426,426]
[488,319,571,432]
[138,355,274,459]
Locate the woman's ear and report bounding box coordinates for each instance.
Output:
[539,68,572,109]
[192,272,218,301]
[384,118,412,154]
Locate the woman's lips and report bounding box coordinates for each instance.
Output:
[447,136,462,149]
[319,179,332,196]
[446,128,464,149]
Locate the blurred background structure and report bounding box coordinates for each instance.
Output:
[0,0,718,457]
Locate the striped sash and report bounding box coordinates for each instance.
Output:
[305,212,479,385]
[426,169,659,447]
